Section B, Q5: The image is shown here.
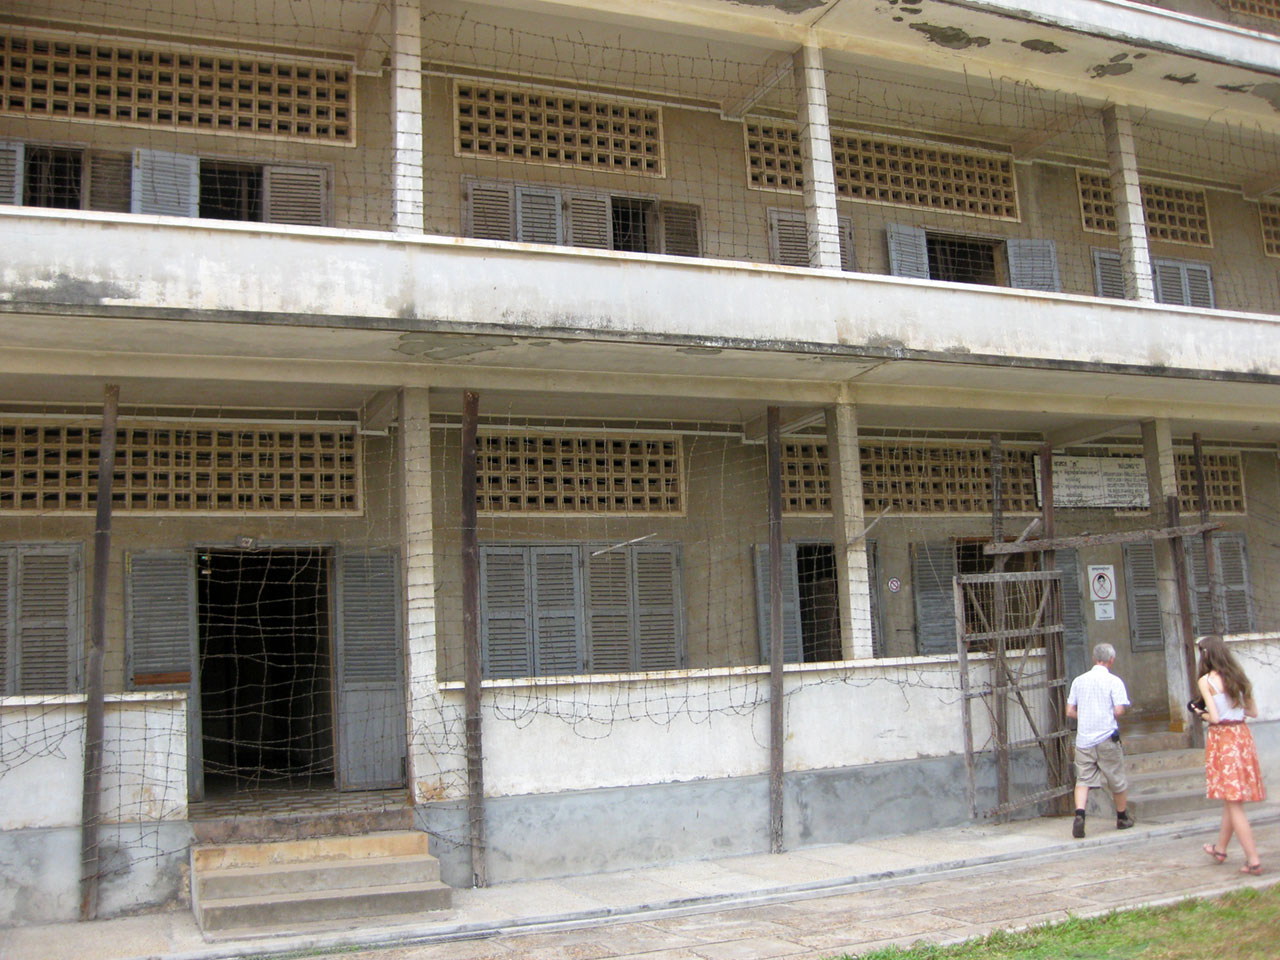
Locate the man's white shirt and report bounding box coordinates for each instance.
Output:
[1067,664,1130,748]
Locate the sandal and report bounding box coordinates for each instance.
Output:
[1241,861,1263,876]
[1204,844,1228,864]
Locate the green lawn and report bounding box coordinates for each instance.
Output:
[842,884,1280,960]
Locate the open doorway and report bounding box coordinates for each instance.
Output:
[197,548,333,795]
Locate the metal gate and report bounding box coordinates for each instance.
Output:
[955,569,1072,820]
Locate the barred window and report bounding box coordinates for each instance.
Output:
[0,32,353,143]
[455,82,663,176]
[477,433,683,515]
[1228,0,1280,22]
[0,423,360,513]
[1076,171,1212,246]
[1175,451,1246,515]
[1258,199,1280,258]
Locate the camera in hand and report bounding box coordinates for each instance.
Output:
[1187,696,1206,718]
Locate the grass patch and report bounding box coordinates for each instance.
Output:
[843,883,1280,960]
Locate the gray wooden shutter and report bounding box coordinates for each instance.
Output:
[866,539,883,658]
[336,550,405,790]
[530,546,582,674]
[886,223,930,279]
[1215,534,1253,633]
[465,179,515,240]
[1184,263,1214,308]
[480,545,532,678]
[130,149,199,217]
[1007,238,1060,291]
[0,550,11,692]
[1182,536,1215,636]
[1054,548,1088,681]
[87,151,131,212]
[1154,259,1188,305]
[753,542,802,663]
[584,547,632,672]
[1123,541,1164,651]
[15,545,81,694]
[837,216,857,272]
[659,202,701,257]
[1092,248,1125,299]
[125,552,194,688]
[564,191,610,248]
[0,141,25,205]
[768,208,808,266]
[516,185,562,244]
[633,544,683,670]
[912,541,957,655]
[263,165,328,226]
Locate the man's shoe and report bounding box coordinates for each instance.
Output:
[1117,811,1135,830]
[1072,812,1086,838]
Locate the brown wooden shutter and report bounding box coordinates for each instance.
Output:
[263,165,328,225]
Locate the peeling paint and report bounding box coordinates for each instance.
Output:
[1109,53,1129,64]
[1090,62,1134,78]
[396,332,517,359]
[1022,38,1066,55]
[1219,83,1253,93]
[725,0,827,13]
[909,23,990,50]
[3,276,135,305]
[1250,82,1280,111]
[900,6,922,13]
[1163,72,1198,85]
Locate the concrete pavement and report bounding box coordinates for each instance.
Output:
[4,805,1279,960]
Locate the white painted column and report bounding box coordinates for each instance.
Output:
[391,0,425,233]
[826,403,874,659]
[1141,418,1189,723]
[793,45,843,270]
[1103,105,1155,302]
[401,388,463,802]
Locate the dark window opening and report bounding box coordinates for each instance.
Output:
[797,543,842,662]
[611,197,652,252]
[24,146,82,209]
[199,161,263,221]
[198,548,332,794]
[927,234,1000,285]
[956,540,1041,649]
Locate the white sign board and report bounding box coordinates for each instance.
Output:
[1035,456,1149,508]
[1093,601,1116,621]
[1087,565,1117,602]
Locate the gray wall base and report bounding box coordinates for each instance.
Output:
[419,750,1046,887]
[0,821,192,927]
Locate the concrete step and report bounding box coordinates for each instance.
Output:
[1128,788,1220,820]
[192,805,413,844]
[192,830,430,871]
[1124,767,1206,799]
[1122,728,1192,754]
[196,852,440,899]
[1126,747,1205,776]
[197,879,453,933]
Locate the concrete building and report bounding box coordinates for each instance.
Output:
[1,0,1279,927]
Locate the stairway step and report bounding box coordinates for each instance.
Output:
[196,852,440,899]
[1125,747,1205,775]
[1122,729,1193,754]
[1124,768,1207,798]
[192,805,413,843]
[197,879,453,932]
[1128,788,1219,819]
[192,830,430,870]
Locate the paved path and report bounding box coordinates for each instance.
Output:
[4,808,1279,960]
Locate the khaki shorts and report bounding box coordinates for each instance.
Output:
[1074,738,1128,794]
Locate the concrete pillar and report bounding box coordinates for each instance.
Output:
[391,0,425,233]
[1141,418,1189,723]
[825,403,875,659]
[401,388,462,802]
[793,45,843,271]
[1102,105,1155,302]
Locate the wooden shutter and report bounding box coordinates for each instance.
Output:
[87,151,131,212]
[1185,534,1253,635]
[912,541,957,656]
[14,546,81,694]
[1152,259,1214,308]
[530,546,582,674]
[336,550,406,790]
[1154,260,1188,305]
[263,165,328,226]
[659,202,701,258]
[125,552,194,688]
[1092,248,1126,299]
[768,209,809,266]
[633,544,683,670]
[866,539,884,658]
[753,542,803,663]
[837,216,857,272]
[584,547,632,672]
[465,179,516,240]
[1123,542,1164,652]
[131,149,199,217]
[564,191,610,248]
[0,141,25,205]
[1184,262,1214,308]
[1007,238,1061,291]
[1182,536,1215,636]
[516,185,562,244]
[1054,549,1088,681]
[480,545,532,678]
[886,223,930,279]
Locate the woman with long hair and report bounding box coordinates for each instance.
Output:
[1194,635,1265,875]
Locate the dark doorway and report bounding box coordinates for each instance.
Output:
[797,543,841,662]
[198,548,333,793]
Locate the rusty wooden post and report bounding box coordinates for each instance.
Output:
[956,572,978,819]
[1193,434,1225,636]
[767,406,785,854]
[1165,494,1203,746]
[80,383,119,921]
[990,435,1009,819]
[1039,444,1069,812]
[461,390,487,887]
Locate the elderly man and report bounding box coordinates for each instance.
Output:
[1065,642,1135,838]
